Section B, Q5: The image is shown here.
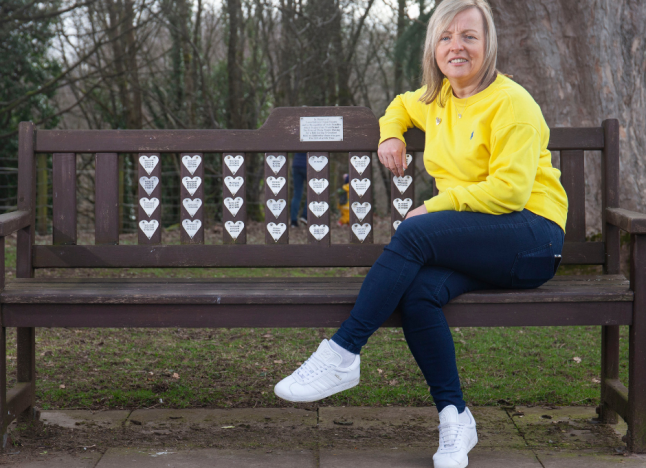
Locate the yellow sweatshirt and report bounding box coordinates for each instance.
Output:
[379,74,568,231]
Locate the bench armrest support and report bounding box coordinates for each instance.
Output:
[606,208,646,234]
[0,210,31,237]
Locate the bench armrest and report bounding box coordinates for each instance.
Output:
[0,210,31,237]
[606,208,646,234]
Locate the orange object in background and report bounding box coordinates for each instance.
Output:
[337,181,350,225]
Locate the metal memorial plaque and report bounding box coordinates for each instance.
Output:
[393,175,413,194]
[352,223,372,243]
[393,220,402,231]
[309,224,329,241]
[224,176,244,196]
[350,155,370,175]
[182,219,202,239]
[182,176,202,197]
[266,155,286,174]
[309,178,329,195]
[139,219,159,239]
[224,154,244,175]
[406,153,413,167]
[139,155,159,175]
[308,201,329,218]
[182,155,202,175]
[225,220,244,240]
[351,202,371,222]
[139,176,159,196]
[183,198,203,218]
[223,197,244,217]
[266,199,286,219]
[308,155,328,172]
[393,198,413,217]
[351,178,370,198]
[266,176,286,196]
[267,222,286,242]
[300,116,343,142]
[139,197,159,217]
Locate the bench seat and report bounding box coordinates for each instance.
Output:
[1,275,633,329]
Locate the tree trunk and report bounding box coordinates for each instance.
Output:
[490,0,646,234]
[227,0,243,128]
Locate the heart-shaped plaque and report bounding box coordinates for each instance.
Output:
[182,155,202,175]
[225,220,244,240]
[406,153,413,167]
[139,219,159,239]
[393,220,402,231]
[266,199,286,219]
[352,223,372,243]
[309,224,329,241]
[309,201,329,218]
[308,155,328,172]
[309,178,329,195]
[393,175,413,194]
[351,178,371,197]
[351,202,371,222]
[182,176,202,196]
[183,198,203,218]
[267,222,286,242]
[139,176,159,196]
[350,155,370,175]
[182,219,202,239]
[393,198,413,217]
[266,176,286,196]
[139,155,159,175]
[266,155,286,174]
[224,176,244,196]
[223,197,243,217]
[224,155,244,175]
[139,197,159,217]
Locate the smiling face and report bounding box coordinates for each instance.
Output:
[435,7,486,93]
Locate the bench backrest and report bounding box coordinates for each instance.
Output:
[15,107,621,275]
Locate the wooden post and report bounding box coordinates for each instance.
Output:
[137,153,162,244]
[307,152,330,245]
[265,153,288,244]
[629,234,646,452]
[391,152,415,236]
[118,154,125,233]
[180,153,205,244]
[95,153,120,245]
[52,154,77,245]
[349,152,373,244]
[223,153,247,244]
[36,154,47,235]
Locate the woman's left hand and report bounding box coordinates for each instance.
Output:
[405,205,428,219]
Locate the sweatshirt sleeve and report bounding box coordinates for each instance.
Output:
[424,123,541,214]
[379,88,428,145]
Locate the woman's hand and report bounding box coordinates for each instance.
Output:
[377,138,407,177]
[405,205,428,220]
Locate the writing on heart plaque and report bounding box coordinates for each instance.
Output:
[224,176,244,196]
[266,176,286,196]
[266,199,286,218]
[308,155,328,172]
[224,155,244,175]
[350,155,370,175]
[225,220,244,240]
[182,176,202,196]
[139,197,159,217]
[266,155,286,174]
[393,220,402,231]
[309,224,329,241]
[139,176,159,196]
[267,222,286,242]
[223,197,243,217]
[183,198,203,218]
[182,219,202,239]
[351,202,371,222]
[393,198,413,217]
[350,178,370,197]
[393,175,412,194]
[182,155,202,175]
[309,201,329,218]
[309,178,329,195]
[139,155,159,175]
[352,223,372,243]
[139,219,159,239]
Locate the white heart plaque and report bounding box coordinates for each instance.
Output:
[267,222,286,242]
[224,176,244,196]
[183,198,203,218]
[393,175,413,194]
[309,224,329,241]
[266,155,286,174]
[223,197,243,217]
[309,178,329,195]
[352,223,372,243]
[182,219,202,239]
[225,220,244,239]
[351,202,371,222]
[309,201,329,218]
[406,153,413,167]
[267,176,286,196]
[182,176,202,196]
[139,219,159,239]
[139,176,159,196]
[351,178,371,197]
[182,155,202,175]
[224,155,244,175]
[350,155,370,175]
[266,199,286,219]
[308,155,328,172]
[393,220,402,231]
[393,198,413,217]
[139,155,159,175]
[139,197,159,217]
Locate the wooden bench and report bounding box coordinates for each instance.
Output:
[1,108,645,452]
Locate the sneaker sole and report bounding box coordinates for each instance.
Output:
[275,378,360,403]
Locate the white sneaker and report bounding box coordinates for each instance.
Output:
[433,405,478,468]
[274,339,360,402]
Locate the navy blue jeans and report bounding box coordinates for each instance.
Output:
[331,209,564,413]
[290,166,308,222]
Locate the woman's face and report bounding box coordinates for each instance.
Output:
[435,7,486,89]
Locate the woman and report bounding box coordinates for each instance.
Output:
[275,0,567,467]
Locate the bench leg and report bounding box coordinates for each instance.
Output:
[0,327,7,449]
[599,325,619,424]
[16,328,36,424]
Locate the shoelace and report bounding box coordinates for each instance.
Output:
[437,422,464,453]
[294,353,331,384]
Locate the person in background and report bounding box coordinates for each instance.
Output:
[337,173,350,226]
[290,152,308,227]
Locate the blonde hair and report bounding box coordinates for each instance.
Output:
[419,0,499,106]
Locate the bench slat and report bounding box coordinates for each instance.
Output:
[94,153,119,245]
[349,152,374,244]
[391,152,415,235]
[561,150,586,242]
[52,153,77,245]
[180,152,204,244]
[223,152,247,244]
[264,152,288,244]
[138,152,162,244]
[307,152,330,245]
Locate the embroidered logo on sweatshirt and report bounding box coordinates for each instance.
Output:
[470,131,474,140]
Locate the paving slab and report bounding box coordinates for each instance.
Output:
[536,450,646,467]
[95,448,315,468]
[126,408,315,430]
[40,410,131,429]
[2,452,102,467]
[320,448,542,467]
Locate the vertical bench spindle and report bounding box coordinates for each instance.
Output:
[223,153,246,244]
[307,152,330,245]
[391,153,415,235]
[52,153,77,245]
[349,152,373,244]
[560,150,586,242]
[137,153,162,244]
[265,153,288,244]
[95,153,119,245]
[181,153,204,244]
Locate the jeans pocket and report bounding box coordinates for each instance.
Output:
[511,242,555,288]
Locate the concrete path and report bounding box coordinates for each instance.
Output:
[1,406,644,467]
